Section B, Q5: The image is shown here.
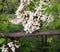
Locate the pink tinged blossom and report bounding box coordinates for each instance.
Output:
[10,18,23,24]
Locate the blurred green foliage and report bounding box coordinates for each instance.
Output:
[0,14,24,34]
[0,0,19,14]
[0,0,60,52]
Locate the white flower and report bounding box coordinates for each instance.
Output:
[0,40,20,52]
[29,12,34,20]
[13,40,20,48]
[34,9,41,16]
[28,29,32,34]
[42,14,54,26]
[33,21,40,26]
[10,18,23,24]
[7,42,14,47]
[40,15,48,22]
[47,15,53,22]
[31,26,37,31]
[0,45,8,52]
[16,7,25,15]
[40,0,50,6]
[11,47,15,52]
[10,0,53,33]
[15,44,20,48]
[24,24,29,32]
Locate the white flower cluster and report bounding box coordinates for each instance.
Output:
[0,40,20,52]
[10,0,53,33]
[40,14,53,26]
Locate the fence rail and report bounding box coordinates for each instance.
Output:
[0,30,60,38]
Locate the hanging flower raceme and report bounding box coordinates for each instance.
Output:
[0,40,21,52]
[10,0,54,33]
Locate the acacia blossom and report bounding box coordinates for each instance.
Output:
[0,45,8,52]
[0,40,20,52]
[10,0,53,33]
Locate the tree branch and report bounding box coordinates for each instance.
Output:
[0,30,60,38]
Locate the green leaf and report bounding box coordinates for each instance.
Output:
[47,37,53,43]
[0,38,5,44]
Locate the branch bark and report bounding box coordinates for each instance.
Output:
[0,30,60,38]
